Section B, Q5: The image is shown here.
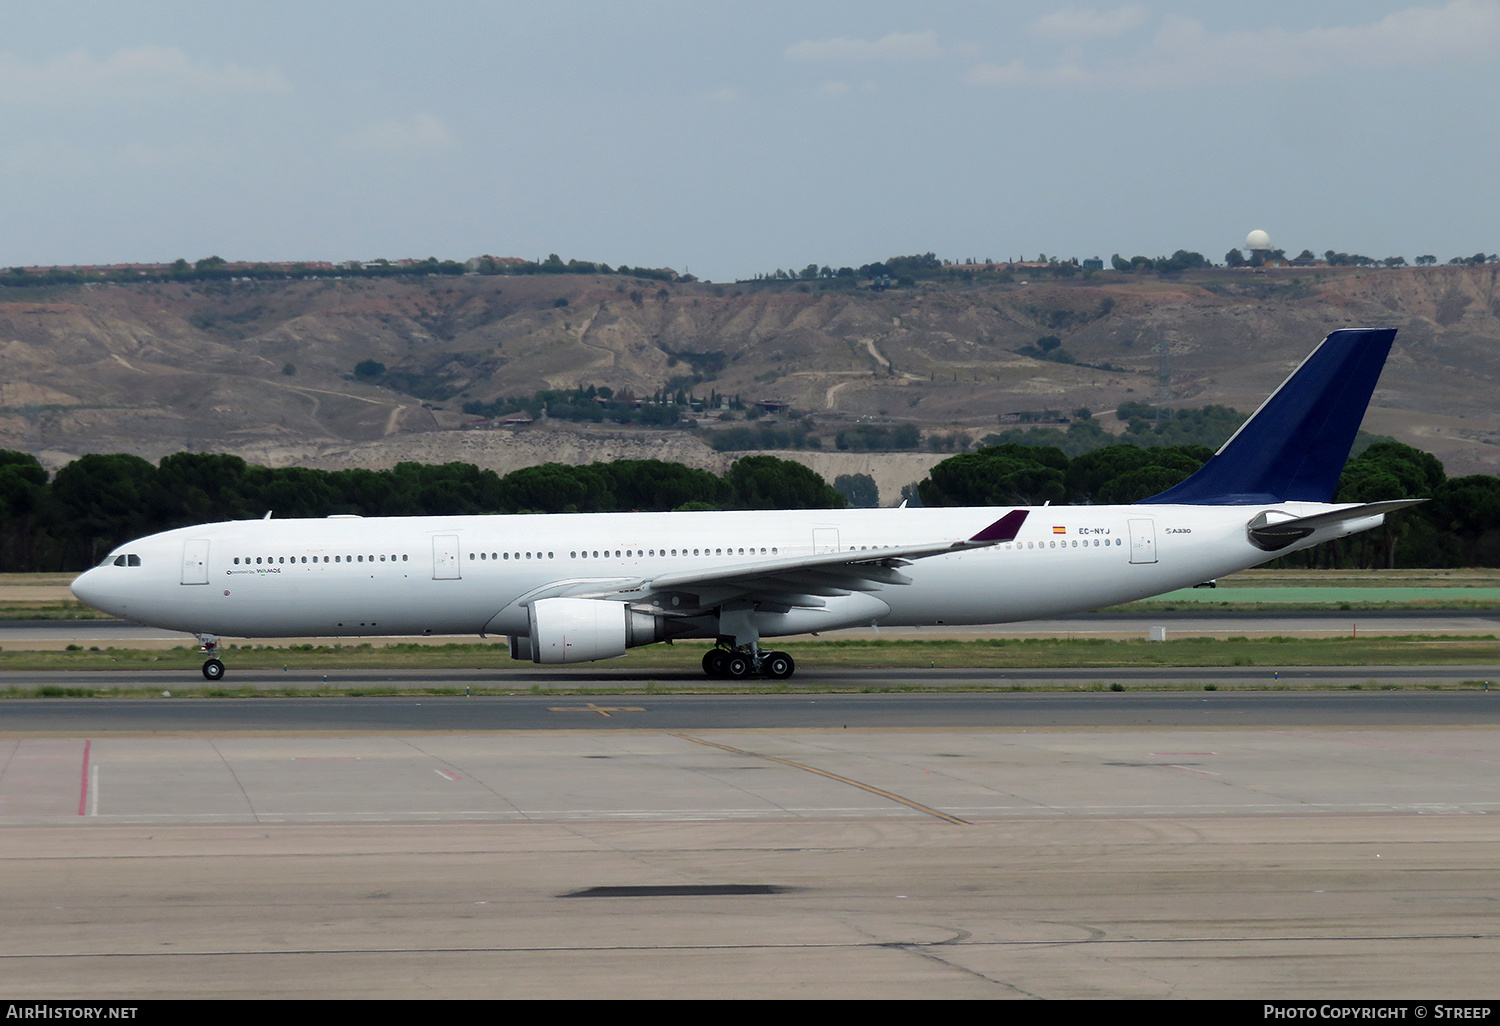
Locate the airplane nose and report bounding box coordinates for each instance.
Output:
[71,567,118,614]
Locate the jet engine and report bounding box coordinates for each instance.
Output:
[510,596,678,664]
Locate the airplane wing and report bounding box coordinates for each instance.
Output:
[511,510,1028,613]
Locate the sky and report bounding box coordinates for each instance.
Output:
[2,1,1497,281]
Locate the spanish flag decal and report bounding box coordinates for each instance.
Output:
[1052,525,1066,534]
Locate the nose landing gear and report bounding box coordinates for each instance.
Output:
[196,634,225,681]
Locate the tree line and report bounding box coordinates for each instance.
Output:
[0,452,846,572]
[0,253,685,289]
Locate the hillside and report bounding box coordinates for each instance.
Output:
[0,265,1495,495]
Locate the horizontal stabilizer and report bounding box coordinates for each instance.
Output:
[1141,328,1397,505]
[1246,499,1425,551]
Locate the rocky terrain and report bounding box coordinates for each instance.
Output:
[0,263,1495,501]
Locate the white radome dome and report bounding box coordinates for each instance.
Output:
[1245,229,1271,251]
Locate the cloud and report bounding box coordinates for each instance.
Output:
[119,140,230,169]
[965,60,1091,88]
[785,30,941,63]
[702,86,740,105]
[341,113,454,155]
[968,1,1500,89]
[1029,5,1149,41]
[963,61,1029,87]
[0,46,290,105]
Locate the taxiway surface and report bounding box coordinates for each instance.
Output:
[4,680,1500,998]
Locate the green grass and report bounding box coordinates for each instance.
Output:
[0,634,1493,675]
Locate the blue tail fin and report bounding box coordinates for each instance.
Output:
[1138,327,1396,505]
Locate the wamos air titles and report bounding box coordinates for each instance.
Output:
[72,328,1419,681]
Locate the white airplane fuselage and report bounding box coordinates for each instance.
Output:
[70,501,1371,642]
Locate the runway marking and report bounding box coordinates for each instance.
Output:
[434,769,462,781]
[549,703,645,717]
[673,734,970,826]
[1165,764,1218,777]
[76,739,90,817]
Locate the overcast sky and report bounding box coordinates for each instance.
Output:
[2,1,1497,280]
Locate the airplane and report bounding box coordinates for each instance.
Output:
[71,327,1420,682]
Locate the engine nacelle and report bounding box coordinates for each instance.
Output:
[519,597,673,664]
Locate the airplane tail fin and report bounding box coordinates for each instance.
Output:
[1138,327,1397,505]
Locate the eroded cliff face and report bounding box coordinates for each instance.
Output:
[0,264,1495,478]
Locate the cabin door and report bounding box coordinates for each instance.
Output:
[432,535,462,579]
[1128,518,1157,564]
[181,540,209,585]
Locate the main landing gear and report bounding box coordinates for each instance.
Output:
[701,646,796,680]
[196,634,225,681]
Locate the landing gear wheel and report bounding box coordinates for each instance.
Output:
[763,651,795,680]
[202,658,225,681]
[724,654,752,679]
[703,650,729,677]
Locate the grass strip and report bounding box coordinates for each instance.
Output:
[0,633,1493,674]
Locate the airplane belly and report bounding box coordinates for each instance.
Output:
[878,531,1264,626]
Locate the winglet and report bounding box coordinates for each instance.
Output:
[968,509,1028,543]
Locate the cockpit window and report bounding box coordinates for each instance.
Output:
[127,554,141,566]
[107,553,142,567]
[111,555,125,567]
